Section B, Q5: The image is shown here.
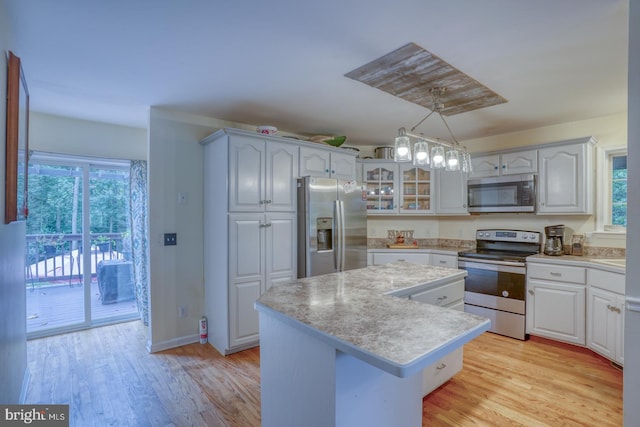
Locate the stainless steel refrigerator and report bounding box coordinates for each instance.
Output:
[297,176,368,278]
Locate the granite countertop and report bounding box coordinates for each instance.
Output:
[255,262,490,378]
[527,253,625,273]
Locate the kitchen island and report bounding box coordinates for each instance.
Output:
[255,262,490,427]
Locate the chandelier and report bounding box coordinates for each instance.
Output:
[394,88,472,173]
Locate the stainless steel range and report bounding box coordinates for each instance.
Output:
[458,229,542,340]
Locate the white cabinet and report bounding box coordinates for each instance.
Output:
[229,135,298,212]
[587,268,625,364]
[229,213,296,349]
[360,160,468,215]
[362,161,399,214]
[370,251,430,266]
[406,279,465,396]
[435,170,468,214]
[399,163,434,213]
[526,263,586,345]
[202,128,299,355]
[431,253,458,268]
[537,138,595,214]
[470,150,537,179]
[299,146,356,180]
[409,279,465,310]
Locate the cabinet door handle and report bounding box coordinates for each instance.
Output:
[502,165,506,169]
[493,166,498,170]
[437,295,448,301]
[259,200,265,205]
[266,200,272,204]
[398,258,405,262]
[439,260,447,264]
[550,272,562,277]
[608,304,621,313]
[528,290,535,295]
[436,363,447,370]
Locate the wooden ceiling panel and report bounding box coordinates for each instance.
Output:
[345,42,507,116]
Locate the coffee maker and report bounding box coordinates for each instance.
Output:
[544,225,565,256]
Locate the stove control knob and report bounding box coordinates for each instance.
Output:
[522,234,528,239]
[477,232,484,238]
[502,290,509,298]
[530,233,537,240]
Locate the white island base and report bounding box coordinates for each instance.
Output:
[259,312,423,427]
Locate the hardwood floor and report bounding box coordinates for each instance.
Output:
[26,321,622,426]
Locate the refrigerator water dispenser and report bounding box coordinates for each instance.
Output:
[317,217,333,251]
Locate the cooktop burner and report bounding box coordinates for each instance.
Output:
[459,229,543,263]
[457,249,538,263]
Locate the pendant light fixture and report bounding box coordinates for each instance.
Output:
[393,88,471,173]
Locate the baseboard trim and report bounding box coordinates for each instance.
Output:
[147,333,200,353]
[19,368,31,404]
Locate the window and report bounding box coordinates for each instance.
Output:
[611,154,627,227]
[597,147,627,231]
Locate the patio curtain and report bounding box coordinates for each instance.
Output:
[129,160,149,325]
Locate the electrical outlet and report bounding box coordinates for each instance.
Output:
[178,306,186,318]
[164,233,177,246]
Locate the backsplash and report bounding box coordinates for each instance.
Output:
[368,237,475,250]
[368,237,625,258]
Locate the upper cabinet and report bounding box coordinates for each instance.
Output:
[470,149,538,179]
[399,164,434,214]
[436,170,468,215]
[537,137,595,215]
[362,161,398,214]
[229,135,299,212]
[360,159,467,215]
[299,146,356,181]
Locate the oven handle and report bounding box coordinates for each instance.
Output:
[458,258,526,274]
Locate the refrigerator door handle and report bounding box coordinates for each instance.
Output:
[334,200,342,271]
[339,201,346,271]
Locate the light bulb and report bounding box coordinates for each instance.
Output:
[445,149,460,171]
[413,140,430,165]
[394,135,412,162]
[431,145,445,168]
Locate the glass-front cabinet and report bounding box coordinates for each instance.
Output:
[363,162,397,214]
[399,164,433,213]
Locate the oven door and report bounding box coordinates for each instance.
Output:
[458,258,526,306]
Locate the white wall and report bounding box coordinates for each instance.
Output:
[146,107,255,352]
[625,0,640,422]
[30,112,147,160]
[365,112,627,247]
[0,0,28,404]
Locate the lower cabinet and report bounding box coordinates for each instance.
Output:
[587,268,625,365]
[226,212,296,352]
[430,253,458,268]
[370,251,430,266]
[367,249,458,268]
[406,278,465,396]
[526,260,626,365]
[526,263,586,345]
[526,280,586,345]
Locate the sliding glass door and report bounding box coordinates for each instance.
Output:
[26,154,138,338]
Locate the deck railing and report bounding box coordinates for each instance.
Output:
[26,233,129,285]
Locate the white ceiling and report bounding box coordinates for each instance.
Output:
[4,0,629,148]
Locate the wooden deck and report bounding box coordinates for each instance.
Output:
[26,278,138,334]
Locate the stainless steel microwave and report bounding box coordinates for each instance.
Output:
[467,174,536,213]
